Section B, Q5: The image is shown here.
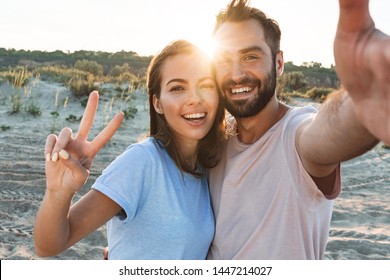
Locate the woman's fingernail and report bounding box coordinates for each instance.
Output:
[46,153,51,162]
[59,149,69,160]
[51,152,59,162]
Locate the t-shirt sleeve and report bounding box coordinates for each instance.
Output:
[282,106,341,206]
[92,143,153,221]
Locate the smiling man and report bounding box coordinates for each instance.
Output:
[207,0,388,260]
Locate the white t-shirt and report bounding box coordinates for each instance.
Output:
[207,106,341,260]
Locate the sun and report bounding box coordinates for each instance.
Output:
[179,20,217,59]
[191,35,217,59]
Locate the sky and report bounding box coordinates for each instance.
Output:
[0,0,389,68]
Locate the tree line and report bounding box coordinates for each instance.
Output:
[0,48,340,101]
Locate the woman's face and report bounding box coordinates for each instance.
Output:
[153,52,219,148]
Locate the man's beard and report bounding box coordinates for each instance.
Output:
[221,68,276,119]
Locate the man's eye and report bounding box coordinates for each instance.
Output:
[244,55,258,61]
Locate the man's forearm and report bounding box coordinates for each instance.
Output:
[297,90,378,177]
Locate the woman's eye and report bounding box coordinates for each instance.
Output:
[170,85,185,92]
[200,83,215,90]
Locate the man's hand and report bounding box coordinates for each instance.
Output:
[334,0,390,145]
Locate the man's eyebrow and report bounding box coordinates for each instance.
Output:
[214,46,265,57]
[166,78,188,86]
[239,46,265,54]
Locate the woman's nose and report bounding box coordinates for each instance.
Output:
[186,88,202,106]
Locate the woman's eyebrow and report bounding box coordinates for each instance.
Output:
[166,78,188,86]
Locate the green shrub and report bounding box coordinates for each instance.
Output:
[10,92,23,114]
[74,60,103,76]
[305,87,335,102]
[276,71,307,94]
[1,125,11,131]
[25,101,42,116]
[123,104,138,120]
[50,111,60,133]
[68,75,100,98]
[66,114,81,122]
[109,63,131,77]
[34,66,89,85]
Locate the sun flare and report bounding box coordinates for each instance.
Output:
[191,36,217,59]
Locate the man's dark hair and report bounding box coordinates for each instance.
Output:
[214,0,281,58]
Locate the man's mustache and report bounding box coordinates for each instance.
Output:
[221,77,260,91]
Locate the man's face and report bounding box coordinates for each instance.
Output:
[213,19,280,118]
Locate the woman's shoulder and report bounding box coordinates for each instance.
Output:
[122,137,164,158]
[101,137,162,174]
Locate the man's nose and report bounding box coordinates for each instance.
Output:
[231,61,246,83]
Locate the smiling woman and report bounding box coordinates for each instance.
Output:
[33,39,227,260]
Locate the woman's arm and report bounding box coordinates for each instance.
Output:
[34,91,124,256]
[34,189,121,256]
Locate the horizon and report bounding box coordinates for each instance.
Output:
[0,48,337,70]
[1,0,389,68]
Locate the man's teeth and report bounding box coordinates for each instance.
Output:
[232,87,252,94]
[183,113,206,119]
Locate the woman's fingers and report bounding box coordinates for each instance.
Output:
[44,134,57,161]
[45,91,124,162]
[50,127,73,161]
[91,112,124,155]
[76,91,99,141]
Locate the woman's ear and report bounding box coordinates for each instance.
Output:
[153,95,164,114]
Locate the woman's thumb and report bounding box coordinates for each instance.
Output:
[58,149,89,180]
[59,149,70,160]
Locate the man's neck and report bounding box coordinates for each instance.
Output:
[235,98,289,144]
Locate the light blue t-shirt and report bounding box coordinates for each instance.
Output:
[92,137,215,260]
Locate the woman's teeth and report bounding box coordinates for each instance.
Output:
[183,113,206,120]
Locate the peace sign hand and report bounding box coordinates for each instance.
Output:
[44,91,124,195]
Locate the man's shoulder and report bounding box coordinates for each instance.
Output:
[282,105,317,128]
[288,105,317,117]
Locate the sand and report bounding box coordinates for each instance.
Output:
[0,79,150,259]
[0,80,389,260]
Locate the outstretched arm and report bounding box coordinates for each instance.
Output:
[34,91,124,256]
[334,0,390,145]
[296,0,388,190]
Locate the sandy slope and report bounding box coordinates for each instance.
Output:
[0,80,149,259]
